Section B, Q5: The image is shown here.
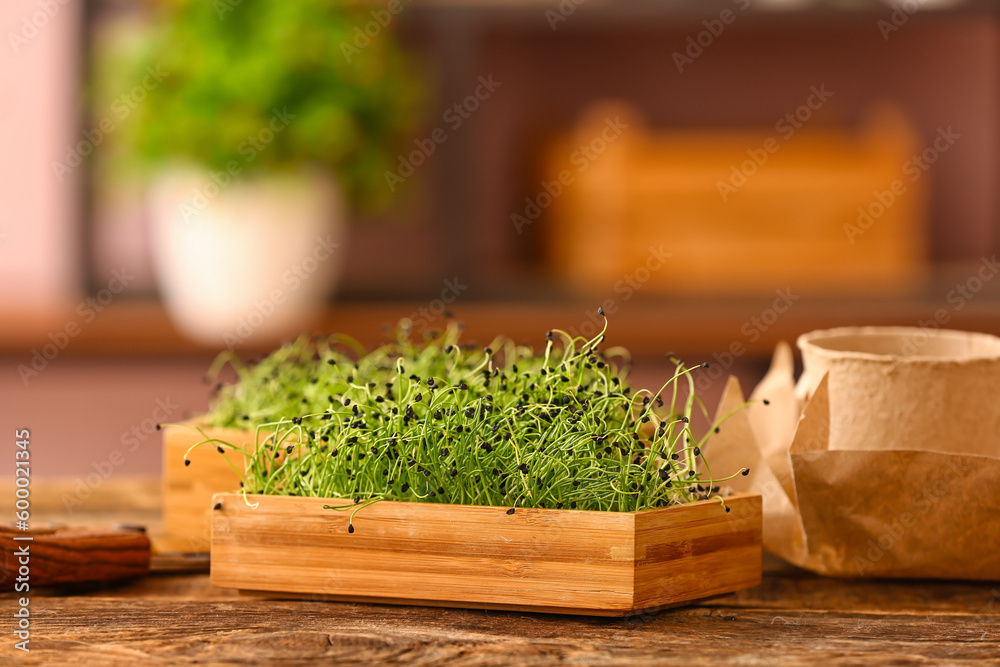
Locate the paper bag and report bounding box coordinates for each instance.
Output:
[707,327,1000,580]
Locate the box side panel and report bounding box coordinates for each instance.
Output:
[632,494,762,610]
[161,425,253,552]
[211,495,636,612]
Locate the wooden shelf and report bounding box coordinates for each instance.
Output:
[4,295,1000,359]
[406,0,999,16]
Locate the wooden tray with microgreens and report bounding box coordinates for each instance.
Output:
[174,312,764,614]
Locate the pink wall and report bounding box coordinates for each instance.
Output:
[0,0,82,309]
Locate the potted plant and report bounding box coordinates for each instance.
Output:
[168,313,764,614]
[105,0,423,345]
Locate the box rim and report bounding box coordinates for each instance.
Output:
[213,491,761,518]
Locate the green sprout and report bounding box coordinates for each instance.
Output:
[179,313,758,531]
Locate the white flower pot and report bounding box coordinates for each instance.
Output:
[149,167,344,347]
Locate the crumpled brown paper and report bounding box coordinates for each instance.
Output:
[705,331,1000,580]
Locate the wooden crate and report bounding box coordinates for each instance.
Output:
[545,102,926,295]
[160,422,252,553]
[210,492,762,616]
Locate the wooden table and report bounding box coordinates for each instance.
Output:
[2,479,998,665]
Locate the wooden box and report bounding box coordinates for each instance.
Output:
[161,422,249,553]
[544,102,926,295]
[210,492,763,616]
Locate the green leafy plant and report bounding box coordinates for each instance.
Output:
[178,314,758,530]
[109,0,424,209]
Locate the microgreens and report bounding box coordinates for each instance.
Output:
[178,313,758,531]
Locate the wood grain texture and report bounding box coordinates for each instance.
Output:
[2,478,998,665]
[0,525,149,590]
[1,589,997,666]
[634,494,762,609]
[210,492,762,616]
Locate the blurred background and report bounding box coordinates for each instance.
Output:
[2,0,999,480]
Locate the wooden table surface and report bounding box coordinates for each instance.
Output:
[2,479,998,666]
